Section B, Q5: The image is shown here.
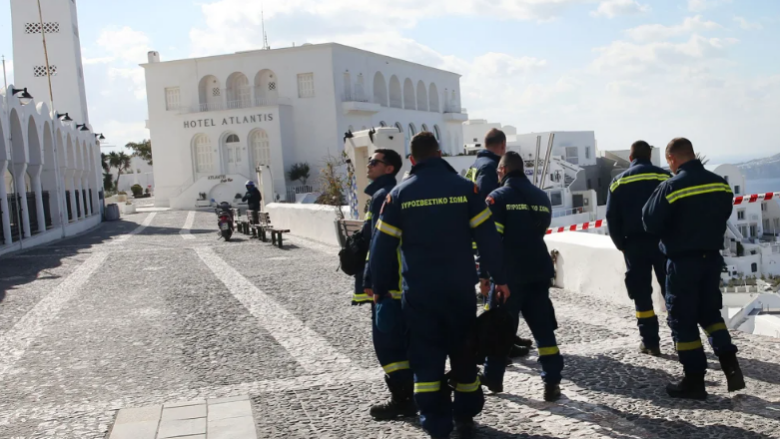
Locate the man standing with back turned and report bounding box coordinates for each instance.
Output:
[466,128,533,356]
[643,137,745,399]
[606,141,671,356]
[370,132,509,439]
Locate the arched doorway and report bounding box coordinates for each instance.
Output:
[192,134,214,176]
[254,69,278,105]
[226,72,251,109]
[198,75,222,111]
[222,133,244,176]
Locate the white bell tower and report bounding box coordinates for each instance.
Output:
[10,0,90,124]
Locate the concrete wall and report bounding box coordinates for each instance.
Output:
[265,203,350,246]
[545,232,666,310]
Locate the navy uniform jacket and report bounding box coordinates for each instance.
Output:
[606,159,672,251]
[369,158,506,305]
[466,149,501,202]
[642,160,733,257]
[483,171,554,285]
[359,174,399,299]
[242,187,262,211]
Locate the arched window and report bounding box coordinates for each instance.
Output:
[373,72,388,106]
[421,123,429,133]
[198,75,221,111]
[379,121,387,127]
[395,122,403,133]
[250,130,271,168]
[193,134,214,174]
[389,76,402,108]
[225,134,241,168]
[226,72,250,109]
[356,73,365,100]
[403,78,416,110]
[406,123,417,156]
[226,134,239,143]
[417,81,428,111]
[433,125,441,141]
[429,83,440,113]
[254,69,278,105]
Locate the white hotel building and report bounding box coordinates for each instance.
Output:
[141,43,468,209]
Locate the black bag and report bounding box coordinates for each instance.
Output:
[475,306,515,360]
[338,228,369,276]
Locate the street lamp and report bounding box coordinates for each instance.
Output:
[76,124,90,132]
[96,133,106,141]
[11,87,33,106]
[55,112,73,122]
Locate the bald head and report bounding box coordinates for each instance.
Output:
[665,137,696,174]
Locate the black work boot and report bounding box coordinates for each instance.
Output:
[370,376,417,420]
[509,345,530,358]
[666,373,707,400]
[718,353,746,392]
[453,417,476,439]
[477,372,503,394]
[544,383,561,402]
[639,343,661,356]
[515,336,533,347]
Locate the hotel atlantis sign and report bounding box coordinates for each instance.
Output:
[183,113,274,129]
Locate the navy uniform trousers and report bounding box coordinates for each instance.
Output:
[354,274,413,385]
[623,236,666,350]
[404,291,483,438]
[666,253,737,374]
[483,281,563,386]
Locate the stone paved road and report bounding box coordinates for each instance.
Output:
[2,210,780,438]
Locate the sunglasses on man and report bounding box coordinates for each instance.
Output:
[368,158,388,167]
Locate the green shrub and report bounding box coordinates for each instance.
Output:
[130,184,143,197]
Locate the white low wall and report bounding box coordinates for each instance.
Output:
[545,232,666,311]
[265,203,350,247]
[0,215,102,257]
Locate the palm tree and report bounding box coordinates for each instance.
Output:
[109,151,133,190]
[101,153,113,192]
[696,152,710,165]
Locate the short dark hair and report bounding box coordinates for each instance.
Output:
[666,137,695,159]
[485,128,506,148]
[410,132,439,160]
[499,151,524,174]
[374,148,402,177]
[631,140,653,161]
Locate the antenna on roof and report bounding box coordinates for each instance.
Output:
[261,4,270,50]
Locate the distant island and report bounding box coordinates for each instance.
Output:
[735,153,780,194]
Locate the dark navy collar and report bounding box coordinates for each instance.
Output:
[678,159,704,173]
[630,158,652,167]
[501,170,529,187]
[365,174,397,196]
[410,157,458,175]
[477,149,501,163]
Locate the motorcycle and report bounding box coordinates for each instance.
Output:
[216,202,234,241]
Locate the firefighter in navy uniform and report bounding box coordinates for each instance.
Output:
[351,149,416,420]
[606,141,672,356]
[478,151,564,402]
[370,132,509,439]
[643,137,745,400]
[466,128,533,356]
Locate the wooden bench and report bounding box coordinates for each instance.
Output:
[254,211,290,248]
[336,219,364,248]
[231,208,250,235]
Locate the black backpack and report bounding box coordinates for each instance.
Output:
[338,228,369,276]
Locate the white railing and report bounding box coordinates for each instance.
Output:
[444,105,466,114]
[178,95,290,114]
[552,207,584,218]
[342,91,370,103]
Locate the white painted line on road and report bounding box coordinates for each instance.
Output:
[0,252,108,379]
[195,247,352,374]
[108,212,157,245]
[180,211,196,240]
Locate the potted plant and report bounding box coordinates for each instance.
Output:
[117,191,128,202]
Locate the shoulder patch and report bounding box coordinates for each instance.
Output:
[474,184,479,194]
[380,194,392,215]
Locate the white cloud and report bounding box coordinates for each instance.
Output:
[624,15,722,42]
[733,16,763,31]
[688,0,731,12]
[107,67,146,100]
[96,26,152,64]
[591,0,651,18]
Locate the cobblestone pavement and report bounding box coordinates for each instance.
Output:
[1,210,780,438]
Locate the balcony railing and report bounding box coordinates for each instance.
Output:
[177,94,290,114]
[444,105,466,114]
[342,91,370,103]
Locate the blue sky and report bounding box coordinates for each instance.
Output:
[1,0,778,163]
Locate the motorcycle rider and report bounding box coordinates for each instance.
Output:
[242,181,262,224]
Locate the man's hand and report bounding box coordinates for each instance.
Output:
[479,279,491,297]
[494,284,511,304]
[364,288,374,297]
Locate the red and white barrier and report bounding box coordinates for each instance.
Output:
[546,191,779,235]
[733,192,779,205]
